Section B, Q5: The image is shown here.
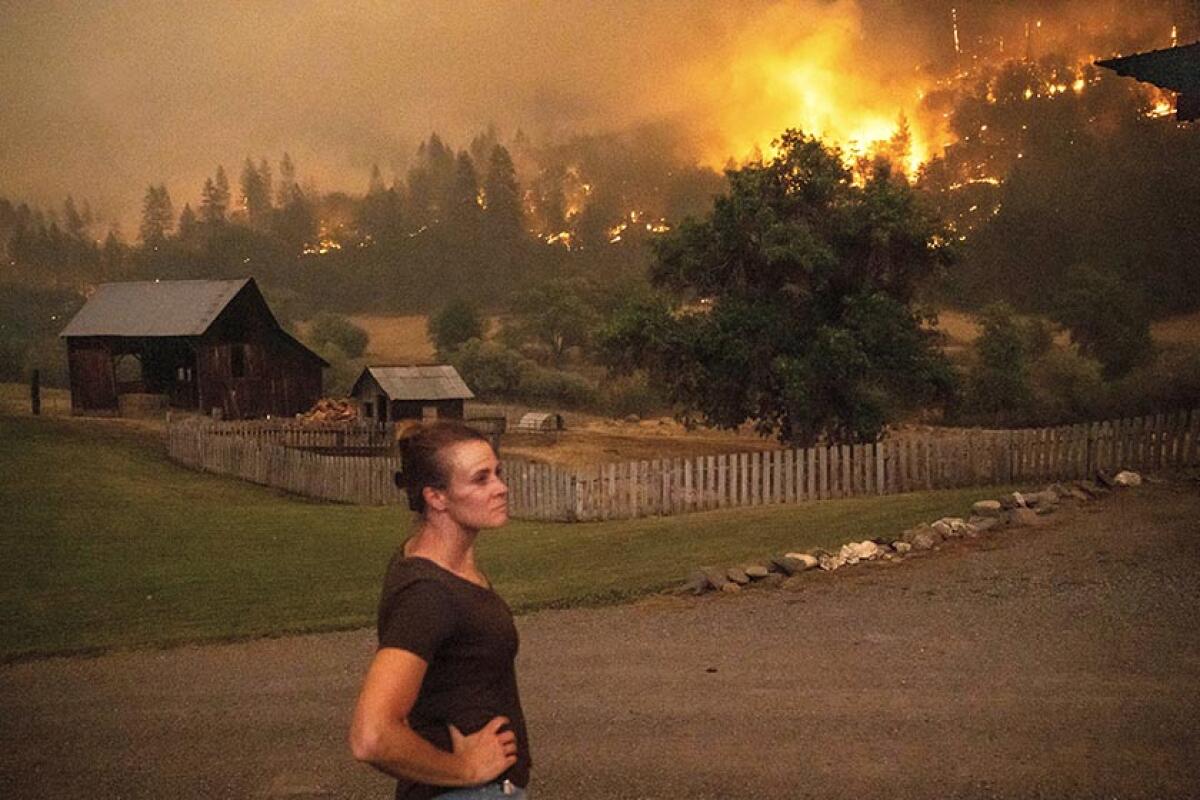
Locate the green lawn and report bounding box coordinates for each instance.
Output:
[1,412,1012,661]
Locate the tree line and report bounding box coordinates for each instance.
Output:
[4,53,1199,439]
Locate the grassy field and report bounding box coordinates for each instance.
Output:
[0,410,1017,661]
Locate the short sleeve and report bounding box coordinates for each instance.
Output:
[378,578,456,662]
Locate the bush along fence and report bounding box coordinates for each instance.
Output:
[166,410,1200,521]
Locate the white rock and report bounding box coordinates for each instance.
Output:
[972,500,1003,517]
[894,541,913,554]
[784,552,820,569]
[839,540,881,565]
[932,517,968,538]
[818,553,845,571]
[1114,470,1142,486]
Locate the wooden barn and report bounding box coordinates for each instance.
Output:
[60,278,327,419]
[350,365,474,423]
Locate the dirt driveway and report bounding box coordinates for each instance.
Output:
[2,481,1198,799]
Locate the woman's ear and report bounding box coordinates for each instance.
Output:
[423,485,449,513]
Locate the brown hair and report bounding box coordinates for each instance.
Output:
[394,420,490,513]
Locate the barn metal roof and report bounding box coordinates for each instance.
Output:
[60,278,255,337]
[357,365,475,400]
[1097,41,1200,93]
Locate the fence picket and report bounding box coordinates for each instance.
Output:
[814,446,825,500]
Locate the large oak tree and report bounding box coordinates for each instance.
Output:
[601,130,956,445]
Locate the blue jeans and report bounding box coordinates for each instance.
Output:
[438,781,527,799]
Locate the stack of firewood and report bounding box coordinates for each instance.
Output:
[297,397,358,423]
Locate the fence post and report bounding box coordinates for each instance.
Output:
[1086,422,1097,477]
[879,440,890,494]
[1188,409,1200,466]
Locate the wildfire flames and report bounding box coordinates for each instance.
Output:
[684,3,1180,181]
[297,2,1186,256]
[689,2,933,177]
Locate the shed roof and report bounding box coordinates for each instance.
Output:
[516,412,564,431]
[60,278,257,337]
[355,365,475,400]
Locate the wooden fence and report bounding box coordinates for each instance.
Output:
[167,419,403,505]
[177,417,396,448]
[166,410,1200,521]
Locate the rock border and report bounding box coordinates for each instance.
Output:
[680,469,1143,596]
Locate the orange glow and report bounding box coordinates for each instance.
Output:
[689,3,933,179]
[1147,99,1174,118]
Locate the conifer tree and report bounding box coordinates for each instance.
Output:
[139,184,174,244]
[484,145,523,237]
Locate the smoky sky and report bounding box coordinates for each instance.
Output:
[0,0,1184,230]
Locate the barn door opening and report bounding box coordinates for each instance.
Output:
[170,354,198,408]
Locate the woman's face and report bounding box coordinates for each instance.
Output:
[435,439,509,530]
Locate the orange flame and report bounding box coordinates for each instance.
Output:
[688,2,933,178]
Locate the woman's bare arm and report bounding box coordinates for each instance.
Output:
[348,648,517,786]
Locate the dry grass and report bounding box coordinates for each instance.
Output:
[347,314,436,364]
[498,425,784,466]
[0,382,72,416]
[932,309,982,348]
[341,313,503,365]
[1151,311,1200,346]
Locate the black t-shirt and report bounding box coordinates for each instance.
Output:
[376,554,531,800]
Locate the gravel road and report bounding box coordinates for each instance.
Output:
[2,481,1198,799]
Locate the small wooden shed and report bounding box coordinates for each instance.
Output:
[60,277,327,419]
[350,365,474,423]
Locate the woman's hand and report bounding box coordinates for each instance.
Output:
[448,716,518,785]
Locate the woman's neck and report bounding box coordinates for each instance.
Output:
[405,516,481,579]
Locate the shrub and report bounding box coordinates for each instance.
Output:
[449,338,524,398]
[448,338,601,407]
[429,299,485,358]
[1105,345,1200,417]
[1028,348,1106,424]
[313,342,365,397]
[963,303,1032,422]
[597,371,664,418]
[517,362,597,407]
[306,312,369,359]
[1052,265,1153,380]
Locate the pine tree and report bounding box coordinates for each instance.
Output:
[257,158,274,210]
[200,178,225,225]
[139,184,174,244]
[178,204,198,241]
[446,151,481,226]
[62,196,87,238]
[367,163,386,196]
[277,153,298,207]
[101,227,125,279]
[214,165,231,212]
[240,157,271,229]
[484,145,523,237]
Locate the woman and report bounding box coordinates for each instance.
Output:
[350,421,530,799]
